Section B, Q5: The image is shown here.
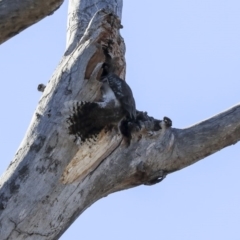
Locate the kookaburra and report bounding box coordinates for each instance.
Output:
[100,62,136,121]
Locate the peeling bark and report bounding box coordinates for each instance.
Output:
[0,0,240,239]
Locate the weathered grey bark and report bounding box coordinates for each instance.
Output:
[0,0,240,239]
[66,0,123,53]
[0,0,64,44]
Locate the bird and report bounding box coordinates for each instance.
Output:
[100,62,136,121]
[64,52,137,144]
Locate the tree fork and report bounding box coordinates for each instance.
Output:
[1,1,240,240]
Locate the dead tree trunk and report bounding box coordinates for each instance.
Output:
[0,0,240,239]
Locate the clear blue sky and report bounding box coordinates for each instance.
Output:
[0,0,240,239]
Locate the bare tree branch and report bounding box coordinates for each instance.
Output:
[0,0,239,239]
[0,0,64,44]
[170,105,240,172]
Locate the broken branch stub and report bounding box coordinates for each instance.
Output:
[61,10,175,184]
[62,10,127,184]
